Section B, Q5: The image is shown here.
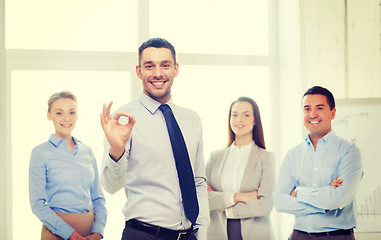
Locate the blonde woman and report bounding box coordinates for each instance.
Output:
[206,97,275,240]
[29,91,107,240]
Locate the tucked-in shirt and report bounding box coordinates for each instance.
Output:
[221,141,253,211]
[101,93,210,240]
[29,134,107,240]
[273,130,362,233]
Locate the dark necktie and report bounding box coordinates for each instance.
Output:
[159,104,199,225]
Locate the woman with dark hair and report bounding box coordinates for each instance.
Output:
[206,97,275,240]
[29,91,107,240]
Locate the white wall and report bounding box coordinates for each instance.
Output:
[301,0,381,98]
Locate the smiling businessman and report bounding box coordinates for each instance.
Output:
[100,38,209,240]
[273,86,362,240]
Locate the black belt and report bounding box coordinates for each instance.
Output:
[296,228,353,237]
[126,219,195,240]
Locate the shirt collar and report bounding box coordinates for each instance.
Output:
[49,134,79,147]
[305,130,335,148]
[230,141,255,153]
[139,92,174,115]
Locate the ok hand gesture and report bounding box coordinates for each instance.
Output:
[100,101,136,161]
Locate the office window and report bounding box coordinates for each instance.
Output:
[5,0,137,51]
[149,0,269,55]
[11,70,130,239]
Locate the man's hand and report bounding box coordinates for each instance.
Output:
[69,231,86,240]
[85,233,102,240]
[234,191,259,203]
[290,189,297,197]
[331,175,343,188]
[100,101,136,161]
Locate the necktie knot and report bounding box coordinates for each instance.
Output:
[159,104,170,113]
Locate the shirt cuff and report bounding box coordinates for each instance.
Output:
[225,193,236,218]
[106,150,127,177]
[91,222,105,239]
[59,225,75,240]
[225,206,234,218]
[225,193,235,208]
[295,186,301,196]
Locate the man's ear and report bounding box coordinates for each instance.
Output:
[174,63,179,78]
[136,65,142,79]
[331,108,336,120]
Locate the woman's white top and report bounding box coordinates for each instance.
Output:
[221,141,254,212]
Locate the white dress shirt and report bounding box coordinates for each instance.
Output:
[101,93,209,239]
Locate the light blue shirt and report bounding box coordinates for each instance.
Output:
[273,130,362,233]
[101,93,210,240]
[29,134,107,240]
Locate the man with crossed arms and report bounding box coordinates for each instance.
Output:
[273,86,362,240]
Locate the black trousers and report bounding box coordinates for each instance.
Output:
[122,224,164,240]
[121,221,197,240]
[289,229,355,240]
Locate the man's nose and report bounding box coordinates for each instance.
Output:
[310,109,318,118]
[153,67,163,78]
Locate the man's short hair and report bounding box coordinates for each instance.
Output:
[138,38,176,65]
[303,86,335,110]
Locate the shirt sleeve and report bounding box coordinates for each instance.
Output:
[272,151,326,216]
[100,137,129,194]
[207,191,237,211]
[89,150,107,237]
[29,148,75,240]
[205,151,237,212]
[296,143,362,210]
[226,152,276,218]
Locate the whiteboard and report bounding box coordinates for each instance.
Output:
[333,98,381,233]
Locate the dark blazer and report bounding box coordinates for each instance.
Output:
[206,143,275,240]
